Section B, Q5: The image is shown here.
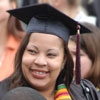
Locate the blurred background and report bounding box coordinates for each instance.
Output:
[17,0,100,29]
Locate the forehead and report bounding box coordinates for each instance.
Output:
[28,32,64,47]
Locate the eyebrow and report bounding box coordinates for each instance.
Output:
[47,48,59,52]
[27,44,60,52]
[27,45,38,50]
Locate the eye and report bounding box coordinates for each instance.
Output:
[47,53,57,57]
[27,49,37,54]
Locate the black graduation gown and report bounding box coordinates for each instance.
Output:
[0,78,100,100]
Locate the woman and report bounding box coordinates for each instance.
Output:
[0,0,24,81]
[68,22,100,93]
[0,4,99,100]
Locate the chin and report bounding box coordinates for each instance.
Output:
[32,83,49,91]
[29,80,50,90]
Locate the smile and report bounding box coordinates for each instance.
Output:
[34,71,47,75]
[30,69,49,79]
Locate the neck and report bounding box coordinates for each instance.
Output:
[56,4,79,19]
[38,84,55,100]
[40,90,55,100]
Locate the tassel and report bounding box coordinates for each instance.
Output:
[75,24,81,84]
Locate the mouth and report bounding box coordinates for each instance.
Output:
[34,71,48,75]
[30,69,49,79]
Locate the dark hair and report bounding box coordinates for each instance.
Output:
[9,33,74,89]
[70,22,100,88]
[7,0,24,39]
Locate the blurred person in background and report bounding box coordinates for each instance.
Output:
[38,0,97,25]
[82,0,100,28]
[82,0,96,17]
[22,0,37,6]
[68,22,100,94]
[94,0,100,28]
[0,0,24,82]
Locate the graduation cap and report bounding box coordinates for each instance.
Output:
[7,3,91,84]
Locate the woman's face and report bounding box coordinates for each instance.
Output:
[0,0,15,22]
[68,40,92,78]
[22,33,65,91]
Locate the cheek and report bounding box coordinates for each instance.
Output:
[81,57,92,78]
[21,55,34,76]
[22,56,32,80]
[71,56,76,71]
[22,53,34,67]
[49,61,62,71]
[48,58,64,77]
[48,62,62,83]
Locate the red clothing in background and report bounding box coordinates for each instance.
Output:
[0,35,21,82]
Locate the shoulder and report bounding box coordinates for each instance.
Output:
[0,78,10,100]
[70,79,96,90]
[81,79,96,88]
[69,79,100,100]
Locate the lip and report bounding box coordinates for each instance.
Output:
[30,68,49,73]
[30,69,49,79]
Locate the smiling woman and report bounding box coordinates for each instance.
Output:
[0,3,99,100]
[22,33,65,91]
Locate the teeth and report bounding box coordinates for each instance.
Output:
[35,71,46,75]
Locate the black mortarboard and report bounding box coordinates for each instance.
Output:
[7,3,90,44]
[7,4,91,84]
[2,87,46,100]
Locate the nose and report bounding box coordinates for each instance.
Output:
[34,54,47,66]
